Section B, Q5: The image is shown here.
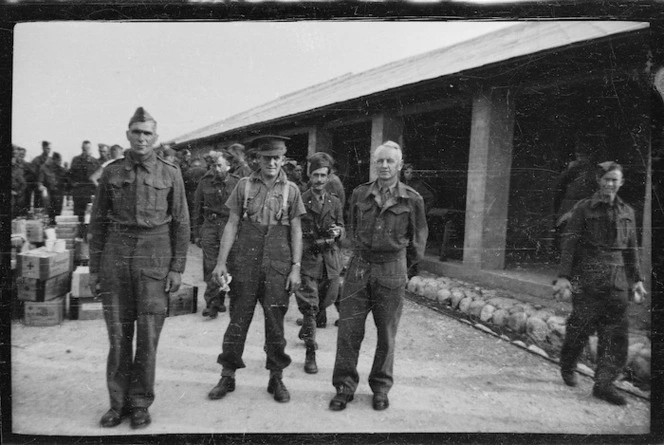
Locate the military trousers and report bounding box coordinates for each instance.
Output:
[217,223,292,373]
[560,278,629,387]
[73,184,95,221]
[200,218,227,308]
[99,224,171,411]
[295,271,339,348]
[332,253,407,395]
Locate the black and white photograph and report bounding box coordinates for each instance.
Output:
[6,15,658,441]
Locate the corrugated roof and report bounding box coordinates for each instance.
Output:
[170,21,648,145]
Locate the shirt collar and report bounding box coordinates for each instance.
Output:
[366,180,408,200]
[589,191,624,209]
[251,168,288,186]
[124,149,157,172]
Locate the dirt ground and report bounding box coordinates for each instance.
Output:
[9,244,650,438]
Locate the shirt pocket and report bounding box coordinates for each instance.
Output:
[616,214,633,247]
[584,213,607,246]
[108,177,132,213]
[144,176,172,214]
[384,203,411,235]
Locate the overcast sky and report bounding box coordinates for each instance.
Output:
[12,21,514,163]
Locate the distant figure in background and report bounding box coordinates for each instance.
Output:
[228,143,252,178]
[69,140,101,222]
[177,149,192,174]
[38,152,69,225]
[193,153,240,318]
[183,158,208,242]
[27,140,52,210]
[553,161,646,406]
[284,159,308,193]
[98,144,111,164]
[246,148,261,172]
[553,138,597,240]
[401,164,436,211]
[163,147,177,165]
[90,145,125,186]
[12,145,27,217]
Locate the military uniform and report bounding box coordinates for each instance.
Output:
[89,149,189,415]
[333,180,428,397]
[216,169,305,373]
[296,188,344,354]
[38,159,69,225]
[558,191,642,389]
[193,169,240,313]
[70,153,101,221]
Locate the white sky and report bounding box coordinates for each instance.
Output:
[12,21,513,163]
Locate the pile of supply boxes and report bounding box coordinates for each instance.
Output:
[12,205,198,326]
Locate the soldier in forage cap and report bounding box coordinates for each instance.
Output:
[89,107,189,429]
[207,135,306,404]
[69,140,100,222]
[554,161,646,406]
[294,152,345,375]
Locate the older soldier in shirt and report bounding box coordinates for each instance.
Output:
[553,161,646,405]
[207,135,305,404]
[193,152,240,318]
[329,141,428,412]
[89,107,189,429]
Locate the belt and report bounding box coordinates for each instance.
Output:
[109,222,170,235]
[356,249,405,263]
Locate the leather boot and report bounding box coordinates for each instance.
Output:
[304,345,318,374]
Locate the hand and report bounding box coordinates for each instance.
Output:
[194,237,202,248]
[330,225,342,239]
[553,277,572,301]
[212,264,229,288]
[88,272,99,297]
[286,268,301,293]
[632,281,647,304]
[165,271,182,293]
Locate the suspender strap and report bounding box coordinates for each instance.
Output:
[276,181,289,222]
[242,178,252,220]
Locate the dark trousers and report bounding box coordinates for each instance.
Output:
[217,223,292,373]
[73,184,95,221]
[200,219,227,308]
[332,255,406,395]
[99,226,171,411]
[560,288,629,387]
[46,191,63,225]
[296,272,339,348]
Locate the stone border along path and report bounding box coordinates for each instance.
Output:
[406,273,651,402]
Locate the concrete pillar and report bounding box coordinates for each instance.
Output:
[369,113,404,181]
[463,87,516,270]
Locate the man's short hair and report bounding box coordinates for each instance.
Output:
[52,152,61,160]
[42,140,50,148]
[596,161,623,178]
[82,140,91,146]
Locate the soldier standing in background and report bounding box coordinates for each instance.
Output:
[183,158,208,242]
[27,140,52,210]
[12,145,27,217]
[37,152,69,225]
[329,141,428,412]
[98,144,111,164]
[553,161,646,406]
[88,107,189,429]
[193,152,239,318]
[207,135,305,404]
[69,140,100,223]
[228,143,253,178]
[295,152,345,374]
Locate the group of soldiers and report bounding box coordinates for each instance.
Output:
[24,106,645,430]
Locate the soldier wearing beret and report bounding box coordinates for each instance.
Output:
[207,135,305,404]
[329,141,428,412]
[69,140,101,223]
[89,107,190,429]
[553,161,646,405]
[193,152,240,318]
[294,152,345,374]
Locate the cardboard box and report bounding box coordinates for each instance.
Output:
[25,220,44,243]
[16,272,71,302]
[24,296,65,326]
[71,266,93,298]
[17,248,73,280]
[168,284,198,317]
[70,295,104,321]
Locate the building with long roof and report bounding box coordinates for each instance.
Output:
[169,21,654,323]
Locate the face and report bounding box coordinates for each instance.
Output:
[310,167,329,192]
[293,166,303,181]
[403,167,414,181]
[111,147,123,159]
[53,156,62,166]
[374,145,403,182]
[82,143,92,155]
[43,144,52,156]
[99,146,109,159]
[18,149,26,161]
[126,121,158,156]
[213,157,229,176]
[597,169,624,200]
[259,154,284,179]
